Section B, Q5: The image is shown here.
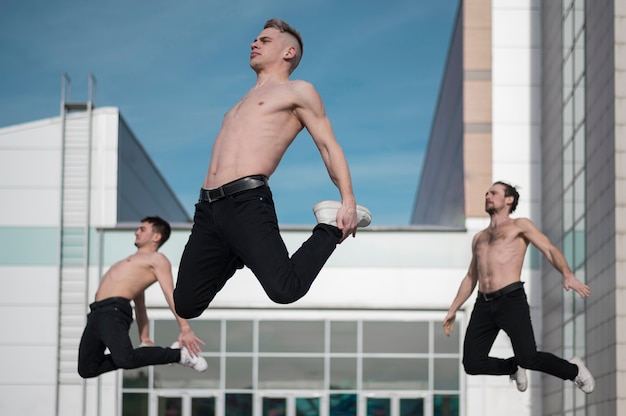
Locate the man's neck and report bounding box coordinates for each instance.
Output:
[489,212,512,227]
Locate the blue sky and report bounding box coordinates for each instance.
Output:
[0,0,458,225]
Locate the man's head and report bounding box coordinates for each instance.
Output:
[485,181,520,215]
[136,216,171,249]
[250,18,303,74]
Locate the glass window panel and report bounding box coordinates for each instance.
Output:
[227,320,253,352]
[562,9,573,53]
[563,140,574,187]
[563,320,574,359]
[434,322,460,354]
[573,79,585,127]
[564,288,575,322]
[433,395,459,416]
[434,358,460,390]
[192,397,216,416]
[331,321,357,353]
[573,173,585,222]
[573,125,585,174]
[562,120,573,147]
[123,393,148,416]
[226,356,253,389]
[573,35,585,83]
[259,321,324,353]
[123,367,149,388]
[258,357,324,389]
[296,397,320,416]
[563,97,573,126]
[400,398,424,416]
[154,357,219,389]
[363,321,428,353]
[330,357,357,390]
[363,358,428,390]
[562,229,574,267]
[574,314,586,357]
[226,393,253,416]
[158,396,182,416]
[263,397,286,416]
[366,398,390,416]
[155,320,221,352]
[573,229,586,270]
[563,52,573,93]
[563,385,574,411]
[329,394,357,416]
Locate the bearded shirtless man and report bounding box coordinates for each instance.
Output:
[443,182,595,393]
[78,216,207,378]
[173,18,371,319]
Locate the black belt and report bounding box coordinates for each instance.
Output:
[89,297,132,314]
[199,175,268,203]
[478,281,524,301]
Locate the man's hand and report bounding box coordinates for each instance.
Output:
[443,311,456,337]
[178,328,205,356]
[564,274,591,298]
[336,203,358,243]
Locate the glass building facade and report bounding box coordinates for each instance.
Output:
[120,311,462,416]
[561,0,587,414]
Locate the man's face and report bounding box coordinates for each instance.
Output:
[250,27,288,69]
[484,184,509,215]
[134,222,156,248]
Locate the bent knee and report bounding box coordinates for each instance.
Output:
[78,364,97,379]
[462,359,482,375]
[174,303,203,319]
[266,290,301,305]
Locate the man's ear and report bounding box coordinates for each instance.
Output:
[152,232,162,245]
[284,45,296,59]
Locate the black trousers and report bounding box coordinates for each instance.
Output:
[174,185,342,319]
[462,284,578,380]
[77,297,180,378]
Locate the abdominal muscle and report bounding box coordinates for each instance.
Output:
[475,240,527,293]
[203,85,305,189]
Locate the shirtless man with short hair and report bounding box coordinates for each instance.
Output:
[174,18,371,319]
[78,216,207,378]
[443,181,595,393]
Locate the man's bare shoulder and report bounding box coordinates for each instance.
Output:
[512,217,536,230]
[287,80,319,98]
[145,251,171,268]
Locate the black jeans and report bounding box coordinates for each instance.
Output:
[77,297,180,378]
[174,185,342,319]
[462,283,577,380]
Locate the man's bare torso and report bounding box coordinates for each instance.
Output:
[95,252,160,301]
[473,219,529,293]
[204,81,307,189]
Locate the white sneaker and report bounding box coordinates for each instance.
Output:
[171,342,208,372]
[570,356,595,393]
[509,366,528,392]
[313,200,372,228]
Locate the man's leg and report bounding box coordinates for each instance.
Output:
[498,289,577,380]
[223,187,342,304]
[78,304,181,378]
[77,314,112,378]
[175,201,241,319]
[463,298,517,376]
